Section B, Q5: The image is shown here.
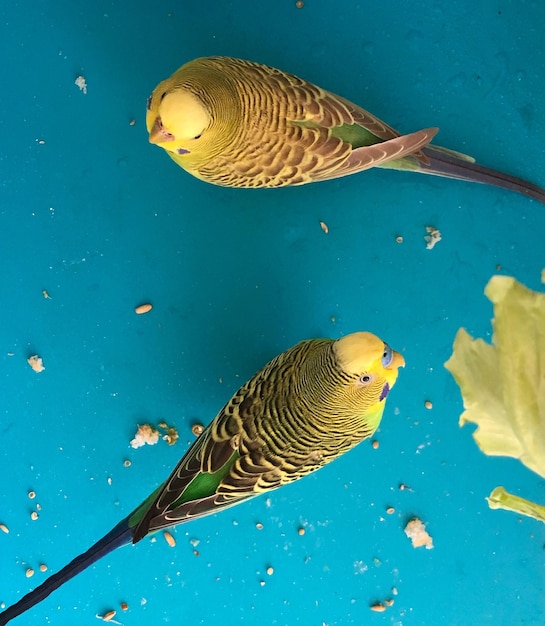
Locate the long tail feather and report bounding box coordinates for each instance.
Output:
[0,519,133,625]
[419,145,545,204]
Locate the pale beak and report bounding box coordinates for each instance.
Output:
[148,117,175,144]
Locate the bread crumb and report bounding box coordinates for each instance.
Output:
[39,564,48,572]
[404,517,434,549]
[26,568,35,578]
[424,226,441,250]
[75,75,87,94]
[0,523,9,533]
[319,221,329,234]
[162,425,179,446]
[130,424,160,448]
[27,355,45,373]
[370,603,386,612]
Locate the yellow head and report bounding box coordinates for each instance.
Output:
[146,82,212,158]
[331,331,405,429]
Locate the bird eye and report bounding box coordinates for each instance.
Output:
[160,91,167,101]
[382,344,393,367]
[146,95,152,110]
[358,373,374,386]
[193,134,202,140]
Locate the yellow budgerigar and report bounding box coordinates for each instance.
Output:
[146,56,544,203]
[1,331,404,624]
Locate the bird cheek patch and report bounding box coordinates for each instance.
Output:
[379,382,390,401]
[177,148,191,155]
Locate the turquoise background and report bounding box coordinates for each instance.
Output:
[1,1,544,624]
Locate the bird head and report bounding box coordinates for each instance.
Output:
[146,87,211,157]
[333,331,405,414]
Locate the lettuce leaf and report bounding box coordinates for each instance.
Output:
[444,275,545,522]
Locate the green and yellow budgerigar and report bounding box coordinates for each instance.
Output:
[146,56,545,203]
[0,331,404,624]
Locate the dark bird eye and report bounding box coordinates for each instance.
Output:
[359,373,374,386]
[193,134,202,140]
[382,344,393,367]
[146,95,152,110]
[160,91,167,101]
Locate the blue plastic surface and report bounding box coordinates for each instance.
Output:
[1,1,544,625]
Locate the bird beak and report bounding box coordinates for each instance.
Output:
[148,117,174,144]
[393,351,405,369]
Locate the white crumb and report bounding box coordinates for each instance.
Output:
[404,517,434,549]
[424,225,441,250]
[130,424,160,448]
[75,75,88,94]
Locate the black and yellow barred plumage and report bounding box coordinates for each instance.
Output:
[131,331,404,540]
[0,331,403,624]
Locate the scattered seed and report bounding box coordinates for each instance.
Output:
[42,289,51,299]
[28,491,36,499]
[135,303,153,315]
[0,523,9,534]
[295,0,304,7]
[255,522,264,530]
[163,531,176,547]
[107,477,112,486]
[102,610,116,621]
[123,459,131,467]
[191,423,204,436]
[386,507,395,515]
[259,580,266,586]
[36,503,42,511]
[384,598,395,607]
[399,482,413,492]
[424,400,433,409]
[372,440,379,449]
[39,564,48,572]
[30,511,39,521]
[266,566,274,576]
[26,568,34,578]
[129,119,136,126]
[297,527,305,536]
[319,221,329,234]
[120,601,129,611]
[370,603,386,612]
[395,235,403,243]
[193,550,200,557]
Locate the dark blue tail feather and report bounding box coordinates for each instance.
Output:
[421,146,545,204]
[0,518,133,625]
